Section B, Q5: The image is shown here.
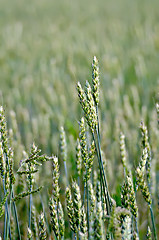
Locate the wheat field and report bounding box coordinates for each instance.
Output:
[0,0,159,239]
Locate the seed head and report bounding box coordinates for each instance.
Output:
[94,201,104,240]
[85,81,97,131]
[8,148,15,185]
[31,205,38,239]
[121,173,138,218]
[38,213,47,240]
[27,227,32,240]
[12,186,43,202]
[140,121,151,183]
[52,156,60,202]
[79,118,88,166]
[85,140,95,182]
[136,148,151,205]
[119,132,127,172]
[80,206,87,238]
[0,191,9,217]
[92,56,100,105]
[108,205,131,239]
[88,181,96,213]
[49,197,59,238]
[121,215,132,240]
[66,186,76,233]
[76,138,82,177]
[0,140,5,177]
[0,106,9,155]
[58,201,65,238]
[5,169,10,191]
[146,226,152,240]
[96,180,101,203]
[77,81,97,132]
[77,82,90,121]
[133,231,139,240]
[59,126,67,162]
[72,180,82,229]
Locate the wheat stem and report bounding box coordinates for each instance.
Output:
[92,133,109,216]
[149,204,157,240]
[12,191,21,240]
[86,178,90,240]
[96,128,111,214]
[2,179,12,240]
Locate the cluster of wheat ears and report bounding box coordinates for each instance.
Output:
[0,57,158,239]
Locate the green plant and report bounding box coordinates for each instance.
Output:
[0,56,158,239]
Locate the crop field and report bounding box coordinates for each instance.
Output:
[0,0,159,239]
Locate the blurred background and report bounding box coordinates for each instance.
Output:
[0,0,159,150]
[0,0,159,237]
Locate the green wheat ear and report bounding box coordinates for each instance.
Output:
[59,126,68,182]
[72,180,82,230]
[8,147,15,185]
[119,132,128,173]
[49,197,59,238]
[140,121,151,183]
[94,201,104,240]
[59,126,67,163]
[79,117,88,164]
[38,212,47,240]
[77,82,90,125]
[12,186,43,201]
[27,227,33,240]
[0,106,9,155]
[65,186,76,233]
[31,205,38,239]
[133,231,139,240]
[76,138,82,177]
[77,81,97,133]
[85,80,97,131]
[146,226,152,240]
[108,203,131,239]
[122,215,132,240]
[86,140,95,182]
[0,191,9,217]
[121,173,138,218]
[136,148,151,205]
[0,140,6,177]
[92,56,100,106]
[88,181,96,214]
[51,156,60,203]
[80,206,87,239]
[58,201,65,238]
